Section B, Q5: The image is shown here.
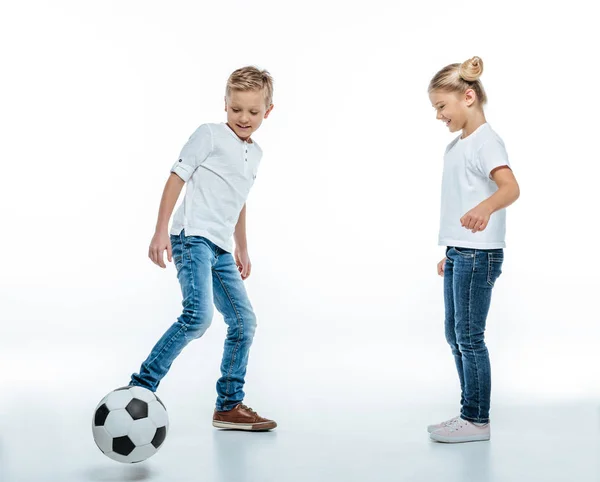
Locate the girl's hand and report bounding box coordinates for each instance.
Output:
[235,248,252,280]
[149,231,172,268]
[460,203,492,233]
[437,257,447,277]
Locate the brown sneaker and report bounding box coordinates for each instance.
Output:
[212,403,277,431]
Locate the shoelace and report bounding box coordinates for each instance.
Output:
[445,417,466,433]
[240,404,256,414]
[442,416,460,427]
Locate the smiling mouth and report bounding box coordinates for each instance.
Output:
[237,124,251,129]
[444,119,451,126]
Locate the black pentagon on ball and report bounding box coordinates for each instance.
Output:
[126,398,148,420]
[151,426,167,448]
[94,404,110,426]
[113,436,136,456]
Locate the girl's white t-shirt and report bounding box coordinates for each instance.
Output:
[439,123,511,249]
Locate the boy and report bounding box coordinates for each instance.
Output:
[129,66,276,431]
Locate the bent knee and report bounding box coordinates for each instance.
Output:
[180,306,214,339]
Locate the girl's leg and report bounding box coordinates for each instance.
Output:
[444,251,465,406]
[449,247,503,424]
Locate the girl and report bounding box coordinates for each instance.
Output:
[427,57,520,443]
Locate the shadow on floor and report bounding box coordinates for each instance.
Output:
[85,464,156,481]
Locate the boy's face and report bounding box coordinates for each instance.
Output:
[429,89,475,133]
[225,89,273,141]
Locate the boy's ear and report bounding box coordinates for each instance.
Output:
[264,104,274,119]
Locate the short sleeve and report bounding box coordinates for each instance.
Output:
[170,124,213,182]
[476,139,511,179]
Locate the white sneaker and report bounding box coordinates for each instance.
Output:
[430,417,490,443]
[427,415,460,434]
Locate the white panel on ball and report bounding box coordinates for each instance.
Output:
[128,386,156,403]
[104,409,134,437]
[92,426,112,453]
[128,418,158,446]
[106,451,133,464]
[105,390,134,410]
[95,395,109,408]
[128,444,158,463]
[147,400,168,427]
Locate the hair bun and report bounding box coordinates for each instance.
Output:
[459,56,484,82]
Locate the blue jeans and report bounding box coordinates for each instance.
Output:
[444,246,503,424]
[130,232,257,411]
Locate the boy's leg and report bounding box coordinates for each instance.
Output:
[130,234,215,391]
[210,249,276,430]
[450,248,502,424]
[211,250,257,411]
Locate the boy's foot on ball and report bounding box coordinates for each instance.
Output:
[212,403,277,431]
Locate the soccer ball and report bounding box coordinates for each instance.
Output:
[92,386,169,463]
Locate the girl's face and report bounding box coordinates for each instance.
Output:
[429,89,477,133]
[224,89,273,141]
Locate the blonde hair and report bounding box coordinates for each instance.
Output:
[226,66,274,107]
[428,56,488,105]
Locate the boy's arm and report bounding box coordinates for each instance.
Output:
[234,203,248,251]
[233,203,251,280]
[149,173,185,268]
[460,167,520,233]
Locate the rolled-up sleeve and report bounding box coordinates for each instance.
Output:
[171,124,213,182]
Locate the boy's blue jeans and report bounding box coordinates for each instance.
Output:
[130,231,257,411]
[444,246,504,424]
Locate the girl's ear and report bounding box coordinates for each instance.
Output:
[464,89,477,107]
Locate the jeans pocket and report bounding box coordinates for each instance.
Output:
[173,255,183,271]
[183,235,211,250]
[453,247,475,258]
[171,238,184,271]
[487,257,503,287]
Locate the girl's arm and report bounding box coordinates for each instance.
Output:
[461,167,520,233]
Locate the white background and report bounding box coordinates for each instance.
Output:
[0,0,599,480]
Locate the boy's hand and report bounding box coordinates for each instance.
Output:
[460,202,492,233]
[437,257,447,277]
[234,248,252,280]
[149,231,172,268]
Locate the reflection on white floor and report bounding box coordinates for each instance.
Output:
[1,389,598,482]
